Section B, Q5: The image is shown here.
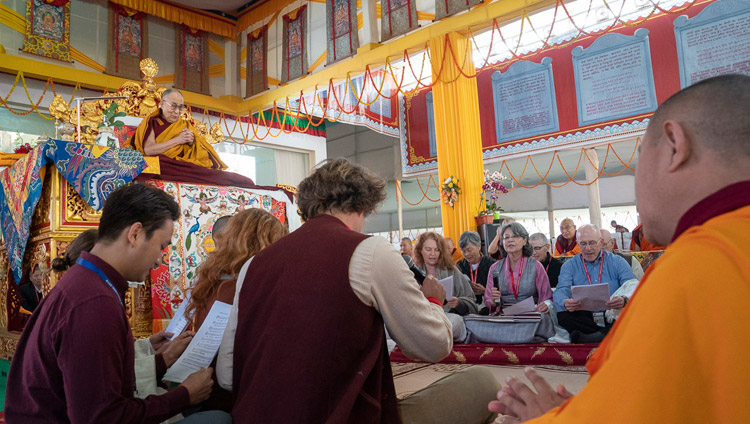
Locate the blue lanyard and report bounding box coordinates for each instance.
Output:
[76,258,123,307]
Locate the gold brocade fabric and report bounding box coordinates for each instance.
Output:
[132,113,227,170]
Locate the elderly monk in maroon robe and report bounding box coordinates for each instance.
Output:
[554,218,582,257]
[130,88,227,170]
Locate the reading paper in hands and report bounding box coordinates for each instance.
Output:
[438,276,453,300]
[572,283,610,311]
[165,291,193,341]
[162,301,231,383]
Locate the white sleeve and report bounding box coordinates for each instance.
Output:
[349,237,452,363]
[216,257,253,391]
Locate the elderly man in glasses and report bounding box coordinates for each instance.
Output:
[552,224,635,343]
[130,88,227,170]
[528,233,562,288]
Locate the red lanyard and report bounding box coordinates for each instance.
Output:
[469,264,478,285]
[506,257,526,299]
[581,251,604,285]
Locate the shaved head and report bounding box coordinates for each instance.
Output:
[646,74,750,158]
[213,215,232,239]
[600,229,614,252]
[560,218,576,241]
[636,74,750,246]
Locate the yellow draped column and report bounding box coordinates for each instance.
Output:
[429,32,484,248]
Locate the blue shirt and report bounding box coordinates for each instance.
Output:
[553,250,636,312]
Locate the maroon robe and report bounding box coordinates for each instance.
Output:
[5,251,189,423]
[231,214,401,423]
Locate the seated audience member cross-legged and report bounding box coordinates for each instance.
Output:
[400,236,414,257]
[457,230,496,307]
[483,222,555,342]
[553,224,635,343]
[185,208,287,412]
[554,218,581,257]
[217,158,500,424]
[488,73,750,424]
[414,231,479,342]
[529,233,562,288]
[130,88,227,170]
[601,229,644,280]
[5,183,224,423]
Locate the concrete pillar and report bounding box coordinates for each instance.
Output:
[546,184,555,250]
[584,148,602,228]
[358,0,380,51]
[224,37,240,98]
[396,180,404,239]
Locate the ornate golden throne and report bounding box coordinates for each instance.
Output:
[0,59,226,359]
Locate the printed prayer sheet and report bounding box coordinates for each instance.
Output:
[572,283,610,311]
[162,301,231,383]
[502,296,536,316]
[438,276,453,299]
[164,291,193,340]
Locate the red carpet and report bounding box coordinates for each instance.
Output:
[390,343,598,367]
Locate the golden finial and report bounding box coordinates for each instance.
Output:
[140,58,159,80]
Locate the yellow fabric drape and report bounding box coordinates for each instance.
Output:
[208,39,225,61]
[429,32,485,247]
[308,52,326,73]
[70,47,106,72]
[236,0,296,33]
[108,0,235,38]
[0,3,25,32]
[132,113,228,170]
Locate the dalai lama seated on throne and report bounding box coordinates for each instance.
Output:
[128,88,227,170]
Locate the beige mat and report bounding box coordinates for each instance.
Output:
[393,362,590,400]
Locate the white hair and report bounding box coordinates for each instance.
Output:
[577,223,601,239]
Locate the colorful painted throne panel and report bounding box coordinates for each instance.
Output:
[147,180,287,331]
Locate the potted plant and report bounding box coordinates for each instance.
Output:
[475,170,509,225]
[96,103,127,148]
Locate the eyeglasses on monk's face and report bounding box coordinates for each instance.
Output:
[163,100,187,111]
[532,245,548,251]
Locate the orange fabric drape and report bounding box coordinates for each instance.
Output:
[108,0,235,38]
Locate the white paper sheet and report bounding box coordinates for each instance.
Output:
[572,283,610,311]
[438,276,453,299]
[164,291,193,340]
[162,301,231,383]
[502,296,536,316]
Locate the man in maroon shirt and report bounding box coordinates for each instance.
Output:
[6,183,217,423]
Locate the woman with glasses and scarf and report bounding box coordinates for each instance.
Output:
[484,222,555,341]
